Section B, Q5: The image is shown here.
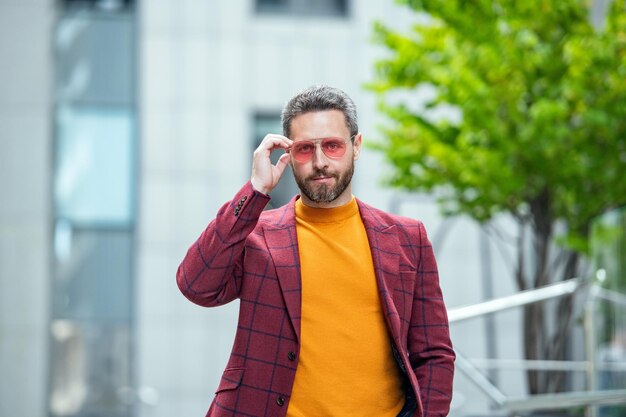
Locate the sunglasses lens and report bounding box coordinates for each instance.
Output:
[291,137,348,162]
[321,138,347,157]
[292,141,315,162]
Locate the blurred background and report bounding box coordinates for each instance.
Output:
[1,0,624,416]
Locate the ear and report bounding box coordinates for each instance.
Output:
[353,133,362,161]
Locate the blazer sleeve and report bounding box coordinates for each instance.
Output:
[409,221,455,417]
[176,181,271,307]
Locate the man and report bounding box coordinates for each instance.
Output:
[177,85,455,417]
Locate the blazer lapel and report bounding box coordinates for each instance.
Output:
[263,198,302,342]
[358,200,403,345]
[262,197,404,345]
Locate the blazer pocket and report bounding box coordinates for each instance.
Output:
[215,367,245,393]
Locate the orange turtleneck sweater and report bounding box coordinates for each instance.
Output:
[286,197,404,416]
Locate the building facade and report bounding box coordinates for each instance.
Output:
[0,1,523,416]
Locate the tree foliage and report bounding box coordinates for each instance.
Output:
[371,0,626,396]
[371,0,626,253]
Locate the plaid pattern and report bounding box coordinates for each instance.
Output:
[177,182,455,417]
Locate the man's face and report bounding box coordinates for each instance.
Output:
[289,110,361,208]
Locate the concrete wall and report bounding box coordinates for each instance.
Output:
[0,0,53,416]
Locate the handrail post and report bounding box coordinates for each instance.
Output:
[584,295,598,417]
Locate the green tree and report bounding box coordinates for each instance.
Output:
[371,0,626,395]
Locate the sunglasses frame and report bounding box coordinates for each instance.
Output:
[288,134,356,163]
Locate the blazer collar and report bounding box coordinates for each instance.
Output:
[262,196,302,341]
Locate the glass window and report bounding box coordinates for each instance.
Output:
[61,0,134,12]
[54,105,135,226]
[253,113,299,208]
[256,0,349,17]
[55,15,135,105]
[49,320,132,417]
[51,7,136,417]
[52,228,133,321]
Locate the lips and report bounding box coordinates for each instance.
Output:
[308,170,336,182]
[310,175,335,182]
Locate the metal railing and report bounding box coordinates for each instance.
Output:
[448,271,626,416]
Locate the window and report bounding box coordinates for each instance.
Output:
[52,228,134,321]
[256,0,349,17]
[61,0,134,12]
[253,113,300,208]
[55,106,135,227]
[50,10,136,417]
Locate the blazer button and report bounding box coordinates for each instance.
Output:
[276,396,285,406]
[287,351,296,361]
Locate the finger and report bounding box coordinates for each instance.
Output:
[259,134,292,151]
[265,133,291,143]
[274,152,291,176]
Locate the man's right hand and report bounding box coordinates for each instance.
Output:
[250,134,293,195]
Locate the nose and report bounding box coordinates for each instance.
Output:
[311,142,329,170]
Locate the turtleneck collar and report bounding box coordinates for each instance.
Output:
[295,196,358,223]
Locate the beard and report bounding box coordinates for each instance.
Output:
[293,159,355,204]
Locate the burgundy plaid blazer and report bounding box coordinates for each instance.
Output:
[177,182,455,417]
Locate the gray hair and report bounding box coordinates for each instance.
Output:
[281,85,358,139]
